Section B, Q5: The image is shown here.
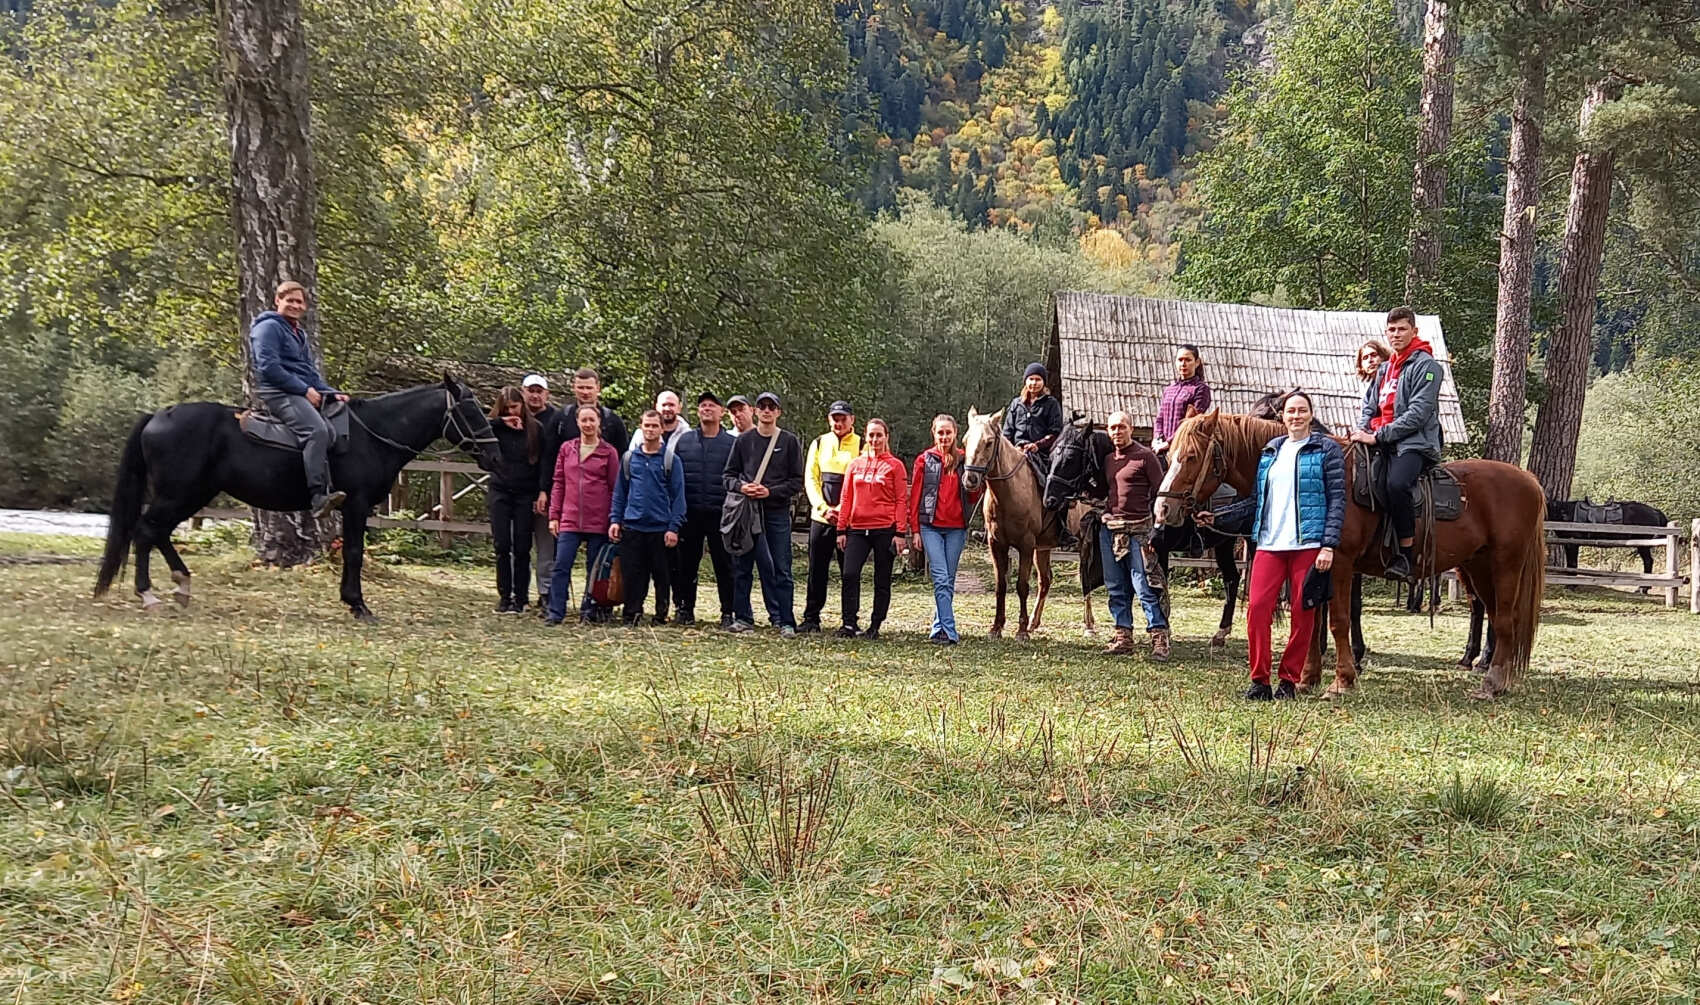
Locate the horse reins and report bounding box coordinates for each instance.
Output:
[348,389,497,457]
[1154,437,1227,515]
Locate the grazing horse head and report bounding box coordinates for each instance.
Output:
[961,406,1008,495]
[1043,414,1107,511]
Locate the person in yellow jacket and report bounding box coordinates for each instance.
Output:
[799,399,860,633]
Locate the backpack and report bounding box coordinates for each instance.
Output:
[622,436,679,481]
[580,540,622,623]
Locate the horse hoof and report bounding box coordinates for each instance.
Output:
[988,630,1002,640]
[1083,628,1097,638]
[1015,631,1030,642]
[1467,687,1499,701]
[1210,631,1229,650]
[1322,685,1351,700]
[1456,658,1474,670]
[139,591,162,611]
[1472,661,1491,675]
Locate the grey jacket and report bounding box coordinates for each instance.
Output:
[1358,349,1443,460]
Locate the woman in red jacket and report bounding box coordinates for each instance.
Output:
[834,419,909,639]
[544,406,621,624]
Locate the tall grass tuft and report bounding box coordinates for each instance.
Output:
[694,755,854,884]
[1435,771,1519,828]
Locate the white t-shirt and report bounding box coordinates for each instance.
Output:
[1258,438,1311,551]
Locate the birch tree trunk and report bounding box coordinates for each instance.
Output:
[1483,46,1547,465]
[1527,78,1621,499]
[219,0,333,565]
[1405,0,1462,303]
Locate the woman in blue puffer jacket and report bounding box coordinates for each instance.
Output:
[1199,391,1345,701]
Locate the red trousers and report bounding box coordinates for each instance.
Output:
[1246,547,1321,685]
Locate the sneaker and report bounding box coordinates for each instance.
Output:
[1382,552,1414,582]
[677,612,697,627]
[780,625,797,639]
[310,490,347,520]
[1273,680,1297,701]
[495,599,513,614]
[1243,682,1274,702]
[929,633,955,646]
[543,616,562,627]
[651,614,667,626]
[862,627,880,641]
[796,620,822,635]
[509,603,527,616]
[727,619,755,634]
[834,625,860,639]
[534,597,550,618]
[719,613,733,629]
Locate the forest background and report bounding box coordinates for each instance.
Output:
[1,0,1697,522]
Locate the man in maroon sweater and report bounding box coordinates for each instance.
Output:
[1099,411,1170,660]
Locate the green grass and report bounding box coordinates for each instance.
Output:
[3,536,1700,1002]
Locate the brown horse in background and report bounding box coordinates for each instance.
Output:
[1155,410,1546,699]
[962,407,1057,639]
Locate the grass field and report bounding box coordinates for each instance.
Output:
[4,530,1700,1003]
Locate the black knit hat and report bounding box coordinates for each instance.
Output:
[1024,362,1048,381]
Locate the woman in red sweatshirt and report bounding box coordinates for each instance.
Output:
[834,419,909,639]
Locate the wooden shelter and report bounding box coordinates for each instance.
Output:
[1046,293,1469,443]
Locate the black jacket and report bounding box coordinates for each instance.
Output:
[722,427,805,510]
[675,426,737,513]
[1002,393,1063,451]
[539,403,630,494]
[491,422,542,495]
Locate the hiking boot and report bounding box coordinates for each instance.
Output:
[311,490,347,520]
[1150,628,1172,663]
[835,625,860,639]
[1243,681,1274,702]
[1103,627,1137,655]
[1382,551,1414,582]
[796,620,822,635]
[1273,680,1297,701]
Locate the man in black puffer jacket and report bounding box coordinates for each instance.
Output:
[670,392,738,626]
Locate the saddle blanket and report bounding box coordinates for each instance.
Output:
[1351,449,1464,522]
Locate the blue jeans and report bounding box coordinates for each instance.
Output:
[919,524,966,641]
[548,531,607,621]
[1099,524,1168,632]
[732,507,795,628]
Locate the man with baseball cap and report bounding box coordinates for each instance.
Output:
[721,391,805,635]
[520,373,561,609]
[799,399,859,634]
[725,395,754,436]
[671,391,737,626]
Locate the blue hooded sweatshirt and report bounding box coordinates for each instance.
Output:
[249,311,336,396]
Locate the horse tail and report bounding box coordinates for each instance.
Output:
[1500,489,1547,686]
[95,414,152,597]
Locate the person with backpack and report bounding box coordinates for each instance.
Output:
[671,392,737,627]
[544,406,620,625]
[488,386,542,614]
[609,410,687,627]
[834,419,909,640]
[908,414,983,645]
[721,391,805,636]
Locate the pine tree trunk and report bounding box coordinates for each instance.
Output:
[1527,79,1620,499]
[1404,0,1461,303]
[219,0,334,566]
[1483,48,1547,465]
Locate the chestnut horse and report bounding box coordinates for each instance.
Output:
[962,407,1057,639]
[1154,409,1545,699]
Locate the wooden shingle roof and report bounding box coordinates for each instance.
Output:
[1046,293,1468,444]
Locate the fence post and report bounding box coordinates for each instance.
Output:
[1666,522,1681,609]
[390,468,407,515]
[439,469,455,548]
[1691,518,1699,615]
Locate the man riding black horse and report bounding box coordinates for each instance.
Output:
[251,281,349,520]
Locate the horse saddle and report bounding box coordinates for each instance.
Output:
[1574,499,1622,524]
[1352,448,1464,522]
[236,399,351,453]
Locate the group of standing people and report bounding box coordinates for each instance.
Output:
[483,379,987,644]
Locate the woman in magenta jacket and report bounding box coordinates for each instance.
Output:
[544,406,621,624]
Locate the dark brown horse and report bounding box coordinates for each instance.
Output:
[1154,410,1546,699]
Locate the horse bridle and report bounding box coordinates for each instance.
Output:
[964,432,1021,484]
[349,389,497,455]
[1154,436,1228,514]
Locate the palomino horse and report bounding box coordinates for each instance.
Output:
[1155,409,1546,699]
[95,376,500,620]
[962,407,1057,639]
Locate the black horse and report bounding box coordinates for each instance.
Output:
[1547,497,1671,590]
[1044,415,1248,648]
[94,376,499,620]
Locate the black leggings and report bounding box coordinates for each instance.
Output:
[1385,451,1428,542]
[841,527,896,630]
[489,488,536,605]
